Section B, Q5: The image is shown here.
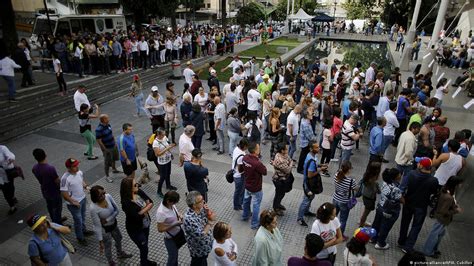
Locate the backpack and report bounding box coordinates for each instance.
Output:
[248,121,261,143]
[304,159,323,195]
[225,154,244,183]
[146,134,157,162]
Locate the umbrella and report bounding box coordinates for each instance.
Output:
[312,13,335,22]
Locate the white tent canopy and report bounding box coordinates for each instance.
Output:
[288,8,314,20]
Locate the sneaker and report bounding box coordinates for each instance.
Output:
[297,219,308,227]
[157,192,164,198]
[147,260,157,266]
[7,207,17,215]
[83,230,94,237]
[217,151,225,155]
[117,251,133,259]
[77,238,88,246]
[304,211,316,217]
[321,172,331,177]
[278,205,286,211]
[87,156,99,160]
[167,186,177,190]
[375,243,390,250]
[330,158,339,162]
[105,176,114,183]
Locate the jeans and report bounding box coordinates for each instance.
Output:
[81,130,96,157]
[228,131,240,156]
[398,206,427,252]
[103,225,123,263]
[340,149,353,167]
[128,227,150,266]
[397,164,413,192]
[233,176,245,209]
[423,221,446,256]
[191,255,208,266]
[371,206,400,246]
[157,162,172,193]
[164,237,179,266]
[192,135,203,149]
[46,197,63,224]
[134,93,147,115]
[66,198,87,240]
[288,136,297,159]
[2,75,16,99]
[382,135,394,157]
[297,146,310,173]
[242,189,263,229]
[216,129,225,153]
[333,199,351,234]
[297,194,315,221]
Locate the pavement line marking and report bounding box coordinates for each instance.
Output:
[452,87,462,98]
[437,72,445,82]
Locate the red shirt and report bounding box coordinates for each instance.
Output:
[314,84,323,97]
[243,154,267,192]
[331,117,343,136]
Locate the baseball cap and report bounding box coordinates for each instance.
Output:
[27,214,47,230]
[353,227,377,243]
[415,157,432,168]
[133,74,139,81]
[186,60,192,65]
[151,86,159,92]
[65,158,80,168]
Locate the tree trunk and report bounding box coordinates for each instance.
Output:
[0,0,19,56]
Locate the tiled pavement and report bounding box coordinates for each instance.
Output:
[1,35,474,265]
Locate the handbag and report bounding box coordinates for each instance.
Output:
[225,154,244,183]
[5,166,24,181]
[167,207,186,249]
[346,179,357,209]
[59,233,76,254]
[284,172,295,193]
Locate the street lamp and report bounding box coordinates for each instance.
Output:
[333,0,337,19]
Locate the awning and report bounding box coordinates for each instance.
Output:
[288,8,314,20]
[312,12,335,22]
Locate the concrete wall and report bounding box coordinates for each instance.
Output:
[457,8,474,41]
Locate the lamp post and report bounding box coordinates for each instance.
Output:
[333,0,337,19]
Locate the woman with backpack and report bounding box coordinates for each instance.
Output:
[244,111,263,145]
[358,162,382,227]
[333,161,357,238]
[371,168,402,250]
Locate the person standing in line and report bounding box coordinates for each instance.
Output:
[51,52,67,96]
[382,101,399,163]
[189,103,205,149]
[27,214,73,265]
[227,107,243,156]
[232,138,248,211]
[242,142,267,230]
[164,96,179,144]
[368,117,386,163]
[358,162,382,228]
[340,114,361,166]
[287,104,302,161]
[287,233,331,266]
[152,128,178,198]
[332,161,356,237]
[343,228,378,265]
[297,109,315,174]
[432,140,465,186]
[118,123,139,179]
[60,158,94,245]
[120,177,156,266]
[184,149,210,202]
[89,185,133,265]
[32,148,64,224]
[395,122,421,183]
[13,42,34,87]
[212,222,239,265]
[394,89,412,144]
[252,210,283,266]
[183,61,196,85]
[297,142,327,226]
[272,144,293,216]
[95,114,121,183]
[129,74,147,117]
[156,191,185,266]
[183,191,216,265]
[397,157,439,254]
[311,202,344,264]
[0,51,22,102]
[179,125,195,167]
[78,103,100,160]
[214,96,226,155]
[0,145,19,214]
[145,86,166,133]
[138,36,149,70]
[423,176,463,259]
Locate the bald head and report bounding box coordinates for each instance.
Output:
[214,96,221,105]
[99,114,109,124]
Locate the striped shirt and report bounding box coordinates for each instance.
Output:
[95,123,116,149]
[340,120,356,150]
[333,174,356,203]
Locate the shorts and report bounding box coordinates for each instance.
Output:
[363,196,376,211]
[121,159,137,176]
[103,147,119,166]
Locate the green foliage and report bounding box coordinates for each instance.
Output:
[380,0,437,30]
[236,2,265,26]
[272,0,321,21]
[340,42,391,74]
[342,0,379,20]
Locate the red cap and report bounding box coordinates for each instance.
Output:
[65,158,80,168]
[415,157,432,168]
[133,74,139,81]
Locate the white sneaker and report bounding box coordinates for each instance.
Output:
[105,176,114,183]
[375,243,390,250]
[330,158,339,162]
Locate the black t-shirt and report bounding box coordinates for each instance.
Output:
[78,112,91,133]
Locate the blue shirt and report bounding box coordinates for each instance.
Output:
[342,99,351,118]
[118,133,136,162]
[417,91,428,105]
[95,123,116,149]
[369,126,384,155]
[299,119,314,148]
[303,153,318,183]
[28,223,68,265]
[396,97,409,119]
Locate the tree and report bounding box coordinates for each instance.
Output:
[0,0,19,56]
[236,2,265,26]
[342,0,379,20]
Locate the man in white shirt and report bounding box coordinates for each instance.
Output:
[286,105,302,160]
[0,145,19,214]
[214,97,226,155]
[232,138,248,210]
[179,125,195,166]
[221,55,244,74]
[376,89,394,118]
[183,61,195,85]
[382,101,399,162]
[74,85,90,112]
[365,62,376,85]
[247,86,261,117]
[138,36,149,70]
[60,158,93,245]
[255,69,265,85]
[243,56,256,78]
[0,55,22,102]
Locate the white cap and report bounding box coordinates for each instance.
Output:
[359,73,365,78]
[210,69,217,74]
[151,86,159,92]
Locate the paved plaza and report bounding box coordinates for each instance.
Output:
[0,34,473,265]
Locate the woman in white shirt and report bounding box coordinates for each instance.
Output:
[434,78,449,107]
[311,202,344,265]
[194,87,209,131]
[156,191,185,266]
[212,222,238,266]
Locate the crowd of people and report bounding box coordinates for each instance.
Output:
[1,23,473,266]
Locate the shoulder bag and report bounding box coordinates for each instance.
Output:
[166,206,187,249]
[225,154,244,183]
[346,179,357,209]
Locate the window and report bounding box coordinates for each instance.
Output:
[96,19,105,32]
[56,21,70,36]
[33,18,56,35]
[81,19,96,34]
[105,19,113,29]
[70,19,81,33]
